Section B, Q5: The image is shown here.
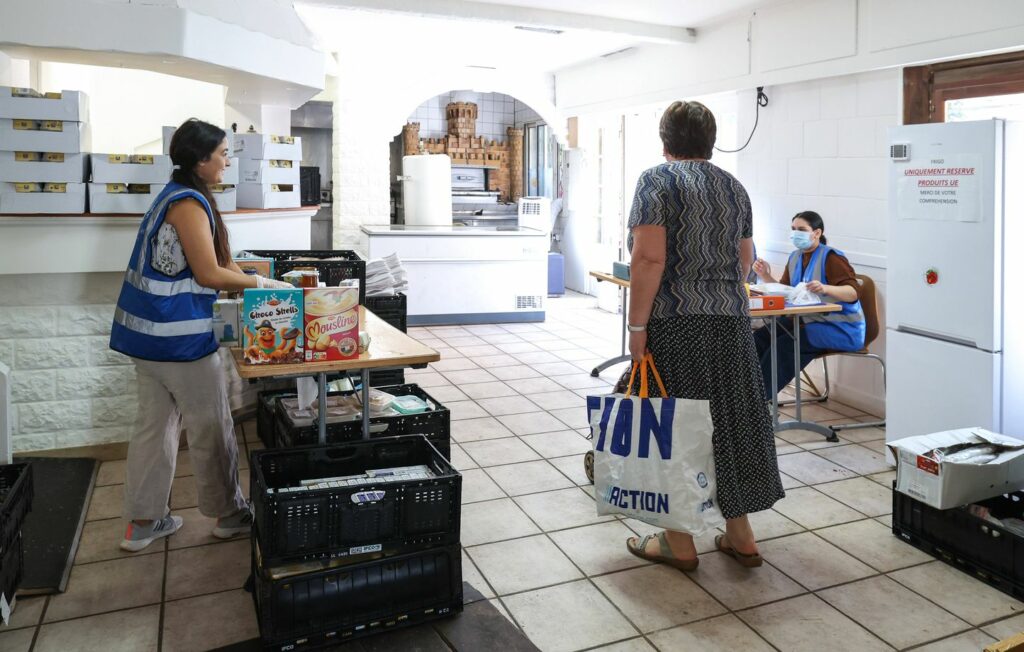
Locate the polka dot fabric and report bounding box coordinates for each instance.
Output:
[641,314,785,520]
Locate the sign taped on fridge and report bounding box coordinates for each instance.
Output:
[587,355,724,535]
[894,153,982,223]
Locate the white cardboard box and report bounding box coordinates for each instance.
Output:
[163,125,234,155]
[237,182,300,209]
[213,298,243,346]
[889,428,1024,509]
[88,183,166,214]
[212,186,237,212]
[237,158,300,185]
[0,88,89,122]
[233,133,302,161]
[222,158,239,186]
[0,120,90,153]
[91,154,172,184]
[0,152,87,183]
[0,182,86,214]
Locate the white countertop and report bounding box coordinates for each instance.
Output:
[362,224,546,237]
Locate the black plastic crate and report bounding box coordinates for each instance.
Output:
[258,389,298,449]
[893,486,1024,601]
[248,250,366,304]
[251,435,461,567]
[364,294,407,333]
[253,540,462,651]
[0,463,33,558]
[0,531,23,605]
[369,369,405,388]
[274,384,450,458]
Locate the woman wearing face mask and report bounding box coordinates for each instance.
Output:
[750,211,866,399]
[109,118,293,551]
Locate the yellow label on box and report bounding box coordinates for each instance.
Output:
[40,121,63,132]
[11,88,40,98]
[44,92,62,99]
[107,154,130,164]
[43,153,65,162]
[12,119,36,131]
[269,160,293,168]
[210,184,234,193]
[14,152,40,162]
[43,183,66,193]
[127,184,151,194]
[106,183,128,194]
[270,135,295,145]
[13,182,41,193]
[129,155,154,165]
[270,184,294,192]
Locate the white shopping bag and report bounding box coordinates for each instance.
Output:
[587,355,724,535]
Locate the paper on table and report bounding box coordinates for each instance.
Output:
[296,376,318,412]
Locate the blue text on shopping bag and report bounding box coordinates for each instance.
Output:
[588,396,675,459]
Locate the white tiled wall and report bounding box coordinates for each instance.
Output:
[408,92,544,141]
[736,68,900,415]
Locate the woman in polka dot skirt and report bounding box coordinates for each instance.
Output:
[623,100,784,571]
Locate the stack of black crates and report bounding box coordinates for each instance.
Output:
[0,462,34,611]
[250,435,463,650]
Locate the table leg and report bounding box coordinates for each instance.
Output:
[317,371,328,445]
[770,316,779,428]
[774,316,838,442]
[590,284,631,377]
[361,369,371,440]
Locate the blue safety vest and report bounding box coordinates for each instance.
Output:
[108,182,219,362]
[787,245,866,351]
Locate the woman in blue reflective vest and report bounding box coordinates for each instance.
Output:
[109,119,292,552]
[752,211,866,398]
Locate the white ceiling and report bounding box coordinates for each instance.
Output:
[296,0,789,74]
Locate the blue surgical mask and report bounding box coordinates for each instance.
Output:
[790,230,813,250]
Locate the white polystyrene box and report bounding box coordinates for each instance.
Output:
[212,186,237,212]
[0,88,89,122]
[236,182,299,209]
[88,183,166,214]
[90,154,172,184]
[237,158,300,185]
[0,120,90,154]
[233,133,301,161]
[0,152,88,183]
[223,158,239,185]
[0,182,86,214]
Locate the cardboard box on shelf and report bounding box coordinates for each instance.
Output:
[234,256,274,278]
[0,119,90,153]
[236,182,300,209]
[233,133,302,161]
[0,151,88,182]
[213,297,243,347]
[238,158,300,185]
[0,88,89,122]
[242,288,304,364]
[87,183,165,214]
[304,285,360,362]
[211,184,236,212]
[0,181,86,213]
[222,157,239,186]
[888,428,1024,510]
[90,154,172,184]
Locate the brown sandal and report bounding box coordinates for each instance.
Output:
[626,532,699,572]
[715,534,763,568]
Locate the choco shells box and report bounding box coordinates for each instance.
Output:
[242,289,304,364]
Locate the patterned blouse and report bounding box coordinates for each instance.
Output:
[628,160,753,318]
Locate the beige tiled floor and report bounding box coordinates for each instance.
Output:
[3,293,1023,651]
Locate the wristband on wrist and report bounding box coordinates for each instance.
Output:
[627,324,647,332]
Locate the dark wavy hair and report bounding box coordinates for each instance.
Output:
[169,119,231,265]
[793,210,827,245]
[659,101,717,160]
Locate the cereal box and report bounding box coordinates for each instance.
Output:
[242,289,304,364]
[213,298,242,347]
[304,286,360,361]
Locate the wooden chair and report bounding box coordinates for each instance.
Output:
[812,274,886,431]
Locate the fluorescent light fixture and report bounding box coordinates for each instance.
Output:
[466,65,497,70]
[514,25,563,35]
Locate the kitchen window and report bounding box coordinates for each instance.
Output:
[904,51,1024,124]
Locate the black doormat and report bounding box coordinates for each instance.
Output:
[216,582,540,651]
[16,457,98,595]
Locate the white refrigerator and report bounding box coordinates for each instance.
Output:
[886,119,1024,445]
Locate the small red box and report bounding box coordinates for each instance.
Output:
[749,295,786,311]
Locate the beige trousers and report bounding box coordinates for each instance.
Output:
[124,352,247,521]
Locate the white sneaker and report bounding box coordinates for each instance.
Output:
[212,507,253,539]
[120,515,183,552]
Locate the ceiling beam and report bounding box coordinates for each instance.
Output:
[296,0,696,44]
